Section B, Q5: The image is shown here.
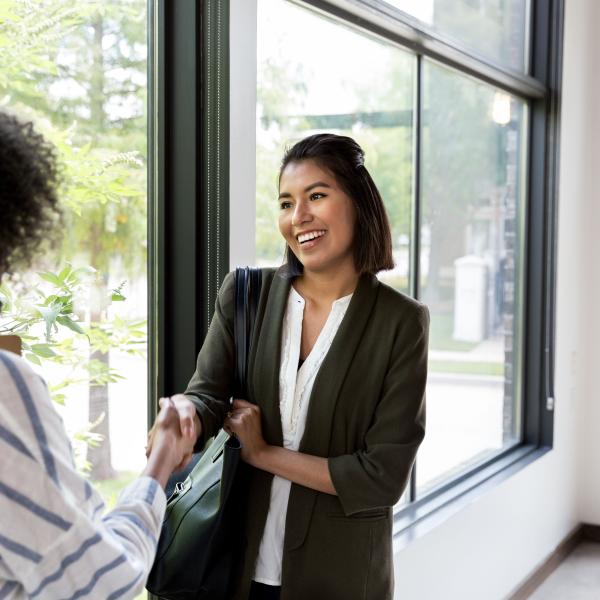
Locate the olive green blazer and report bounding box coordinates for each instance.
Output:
[185,267,429,600]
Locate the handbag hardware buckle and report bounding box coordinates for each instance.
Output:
[174,479,191,496]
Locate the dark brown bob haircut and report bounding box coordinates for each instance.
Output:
[279,133,394,275]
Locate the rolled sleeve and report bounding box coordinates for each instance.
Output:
[328,304,429,516]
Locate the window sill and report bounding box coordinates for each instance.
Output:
[393,444,551,552]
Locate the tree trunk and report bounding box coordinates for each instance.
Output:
[87,267,115,480]
[87,15,114,480]
[88,348,115,480]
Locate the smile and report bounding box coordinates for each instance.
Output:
[297,230,327,244]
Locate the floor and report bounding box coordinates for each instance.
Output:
[528,542,600,599]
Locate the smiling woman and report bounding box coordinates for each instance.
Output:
[177,132,429,599]
[278,134,395,279]
[278,161,356,276]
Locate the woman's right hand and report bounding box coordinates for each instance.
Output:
[146,394,201,472]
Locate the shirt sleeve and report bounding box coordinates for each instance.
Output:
[184,270,236,451]
[327,303,429,516]
[0,351,166,599]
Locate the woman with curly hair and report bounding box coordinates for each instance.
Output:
[0,113,62,275]
[0,111,196,599]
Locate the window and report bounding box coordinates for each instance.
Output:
[0,0,149,526]
[256,0,414,301]
[384,0,529,71]
[247,0,561,524]
[153,0,561,536]
[418,60,527,493]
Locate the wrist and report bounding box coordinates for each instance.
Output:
[143,430,180,489]
[248,442,271,469]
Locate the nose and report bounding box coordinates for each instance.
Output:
[292,200,312,227]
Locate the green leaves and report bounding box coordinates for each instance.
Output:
[37,305,62,339]
[56,316,85,335]
[25,353,42,366]
[19,263,93,342]
[31,343,57,359]
[0,264,147,391]
[0,0,149,482]
[38,272,63,286]
[110,281,127,302]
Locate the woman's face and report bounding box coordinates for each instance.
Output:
[278,159,357,276]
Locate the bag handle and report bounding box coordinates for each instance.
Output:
[233,267,262,400]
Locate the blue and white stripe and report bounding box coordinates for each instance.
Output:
[0,352,59,486]
[0,351,167,599]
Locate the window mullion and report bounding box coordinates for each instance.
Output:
[408,52,423,504]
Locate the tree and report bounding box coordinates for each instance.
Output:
[0,0,148,480]
[421,62,499,307]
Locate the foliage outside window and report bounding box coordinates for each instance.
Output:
[0,0,149,544]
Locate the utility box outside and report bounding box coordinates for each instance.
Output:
[453,255,488,343]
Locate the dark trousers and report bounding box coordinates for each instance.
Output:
[248,581,281,600]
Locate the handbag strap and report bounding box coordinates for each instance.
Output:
[233,267,263,400]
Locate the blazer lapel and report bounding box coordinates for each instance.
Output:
[251,268,291,447]
[285,272,380,551]
[298,272,380,456]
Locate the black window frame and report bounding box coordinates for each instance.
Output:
[149,0,564,543]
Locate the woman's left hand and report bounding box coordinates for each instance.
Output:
[224,399,268,466]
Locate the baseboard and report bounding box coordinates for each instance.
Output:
[505,522,600,599]
[582,523,600,543]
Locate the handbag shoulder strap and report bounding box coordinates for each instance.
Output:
[233,267,263,400]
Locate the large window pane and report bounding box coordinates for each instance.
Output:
[417,60,527,493]
[0,0,148,527]
[384,0,529,72]
[257,0,414,294]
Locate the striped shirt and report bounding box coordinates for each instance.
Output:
[0,350,166,599]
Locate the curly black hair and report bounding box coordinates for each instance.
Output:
[0,111,62,277]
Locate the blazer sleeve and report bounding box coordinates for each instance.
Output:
[328,303,429,516]
[184,271,236,451]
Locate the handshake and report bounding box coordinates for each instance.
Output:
[144,394,201,490]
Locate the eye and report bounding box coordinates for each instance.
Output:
[280,200,292,210]
[310,192,325,201]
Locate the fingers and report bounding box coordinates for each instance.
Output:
[146,422,157,458]
[157,397,177,423]
[224,405,258,438]
[173,451,193,472]
[233,399,254,410]
[171,393,197,441]
[149,395,192,448]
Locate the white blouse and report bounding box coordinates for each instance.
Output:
[253,286,353,586]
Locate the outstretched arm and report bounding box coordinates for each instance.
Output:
[0,352,192,599]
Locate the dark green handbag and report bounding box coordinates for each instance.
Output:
[146,267,263,600]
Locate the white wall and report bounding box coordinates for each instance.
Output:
[394,0,599,597]
[577,0,600,525]
[230,0,257,269]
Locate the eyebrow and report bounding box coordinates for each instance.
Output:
[278,181,332,199]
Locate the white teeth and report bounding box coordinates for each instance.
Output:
[298,230,326,244]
